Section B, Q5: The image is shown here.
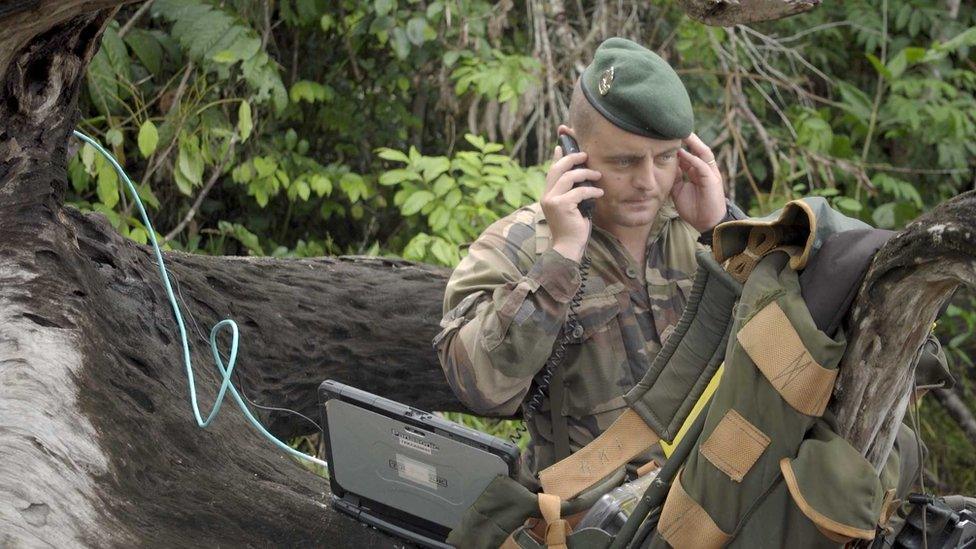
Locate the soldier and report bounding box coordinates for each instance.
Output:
[433,37,742,484]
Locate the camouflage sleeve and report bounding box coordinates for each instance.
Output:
[433,225,582,417]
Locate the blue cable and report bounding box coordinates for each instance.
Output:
[72,130,329,470]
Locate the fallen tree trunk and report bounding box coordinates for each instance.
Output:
[1,0,972,547]
[63,206,462,436]
[1,194,458,547]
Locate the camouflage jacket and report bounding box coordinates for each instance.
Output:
[433,202,702,478]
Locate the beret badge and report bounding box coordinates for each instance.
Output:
[598,66,614,95]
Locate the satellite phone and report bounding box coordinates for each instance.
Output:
[558,134,597,218]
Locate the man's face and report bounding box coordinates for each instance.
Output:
[573,115,682,232]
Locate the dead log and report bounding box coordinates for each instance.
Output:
[676,0,822,27]
[933,387,976,451]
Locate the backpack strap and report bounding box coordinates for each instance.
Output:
[539,408,659,500]
[538,493,570,549]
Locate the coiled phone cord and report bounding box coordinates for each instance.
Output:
[510,239,593,447]
[72,130,329,470]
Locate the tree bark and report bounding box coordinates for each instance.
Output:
[829,191,976,470]
[0,0,972,547]
[677,0,822,27]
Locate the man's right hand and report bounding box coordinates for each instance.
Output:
[541,145,604,263]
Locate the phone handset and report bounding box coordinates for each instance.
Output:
[557,134,597,219]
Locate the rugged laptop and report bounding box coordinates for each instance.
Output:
[319,380,520,548]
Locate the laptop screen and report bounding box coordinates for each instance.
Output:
[325,397,515,531]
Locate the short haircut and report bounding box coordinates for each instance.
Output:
[569,78,598,144]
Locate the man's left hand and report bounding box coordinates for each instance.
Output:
[672,133,727,233]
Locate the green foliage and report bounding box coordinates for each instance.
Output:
[138,120,159,157]
[941,299,976,369]
[451,51,542,111]
[440,412,527,450]
[730,4,975,228]
[217,221,264,255]
[152,0,288,111]
[377,134,545,266]
[86,23,131,115]
[924,295,976,494]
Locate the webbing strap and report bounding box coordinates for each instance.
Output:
[699,408,769,483]
[549,368,571,461]
[724,225,784,282]
[725,232,803,284]
[538,492,560,526]
[658,472,730,549]
[538,408,659,500]
[879,489,899,529]
[635,459,659,478]
[538,493,569,549]
[738,301,838,417]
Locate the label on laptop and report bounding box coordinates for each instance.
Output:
[393,453,440,490]
[395,431,436,455]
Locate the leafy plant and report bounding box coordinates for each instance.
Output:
[451,50,542,111]
[376,134,546,266]
[152,0,287,111]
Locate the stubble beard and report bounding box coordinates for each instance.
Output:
[596,197,661,231]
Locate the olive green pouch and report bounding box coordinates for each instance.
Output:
[448,469,625,549]
[447,475,541,549]
[780,423,885,543]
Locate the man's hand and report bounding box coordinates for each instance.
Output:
[672,133,727,233]
[542,144,604,263]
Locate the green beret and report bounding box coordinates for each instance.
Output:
[581,37,694,140]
